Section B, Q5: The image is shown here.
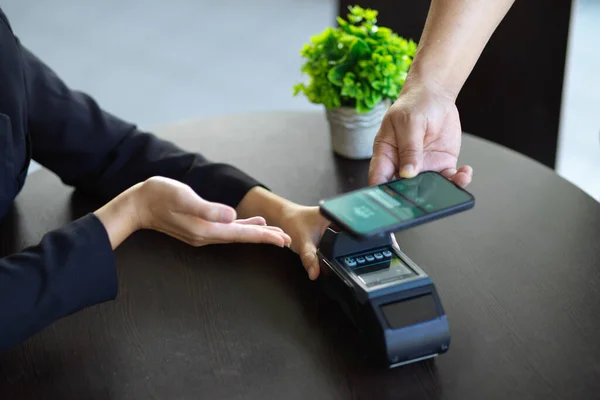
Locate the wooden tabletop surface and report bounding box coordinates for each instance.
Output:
[1,111,599,400]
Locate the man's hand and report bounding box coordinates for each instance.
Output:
[94,177,291,249]
[368,0,515,187]
[369,81,473,188]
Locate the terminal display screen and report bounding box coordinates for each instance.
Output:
[381,294,439,329]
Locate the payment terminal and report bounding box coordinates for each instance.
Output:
[316,225,451,368]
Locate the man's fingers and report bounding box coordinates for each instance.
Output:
[370,111,426,184]
[440,168,457,179]
[458,165,473,175]
[441,165,473,188]
[451,172,472,188]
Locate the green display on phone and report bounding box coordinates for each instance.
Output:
[319,171,475,237]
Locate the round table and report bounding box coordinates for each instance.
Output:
[1,111,599,400]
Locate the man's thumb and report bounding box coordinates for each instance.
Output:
[397,144,424,179]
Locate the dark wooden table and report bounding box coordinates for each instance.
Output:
[1,111,599,400]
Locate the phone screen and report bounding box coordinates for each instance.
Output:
[319,171,474,236]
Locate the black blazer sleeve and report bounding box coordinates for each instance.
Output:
[0,29,265,351]
[0,214,117,352]
[22,45,264,207]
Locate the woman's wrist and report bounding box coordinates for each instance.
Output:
[93,185,142,250]
[236,186,301,229]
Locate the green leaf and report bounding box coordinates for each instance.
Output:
[336,16,348,28]
[347,13,362,24]
[322,31,341,61]
[346,24,367,38]
[310,29,331,45]
[361,85,373,107]
[364,9,378,23]
[293,83,305,96]
[371,91,382,106]
[348,38,370,62]
[356,99,371,113]
[348,5,364,16]
[327,62,350,87]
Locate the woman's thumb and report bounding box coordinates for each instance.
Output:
[300,244,320,280]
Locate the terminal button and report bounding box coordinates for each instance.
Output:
[344,257,357,267]
[365,255,375,262]
[374,252,384,260]
[383,250,392,258]
[356,257,366,265]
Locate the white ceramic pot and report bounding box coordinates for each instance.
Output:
[325,99,391,159]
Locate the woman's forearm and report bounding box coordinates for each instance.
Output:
[407,0,516,98]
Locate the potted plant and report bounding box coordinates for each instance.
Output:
[293,5,417,159]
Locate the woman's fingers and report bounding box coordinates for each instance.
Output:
[172,184,237,223]
[202,222,291,247]
[167,213,290,248]
[299,243,320,280]
[232,218,291,245]
[191,198,237,223]
[235,216,267,226]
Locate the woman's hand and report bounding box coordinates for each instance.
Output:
[235,186,332,280]
[279,206,400,280]
[278,206,331,280]
[95,177,291,249]
[235,187,401,280]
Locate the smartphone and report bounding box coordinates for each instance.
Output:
[319,171,475,238]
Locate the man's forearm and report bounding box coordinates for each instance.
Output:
[406,0,516,98]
